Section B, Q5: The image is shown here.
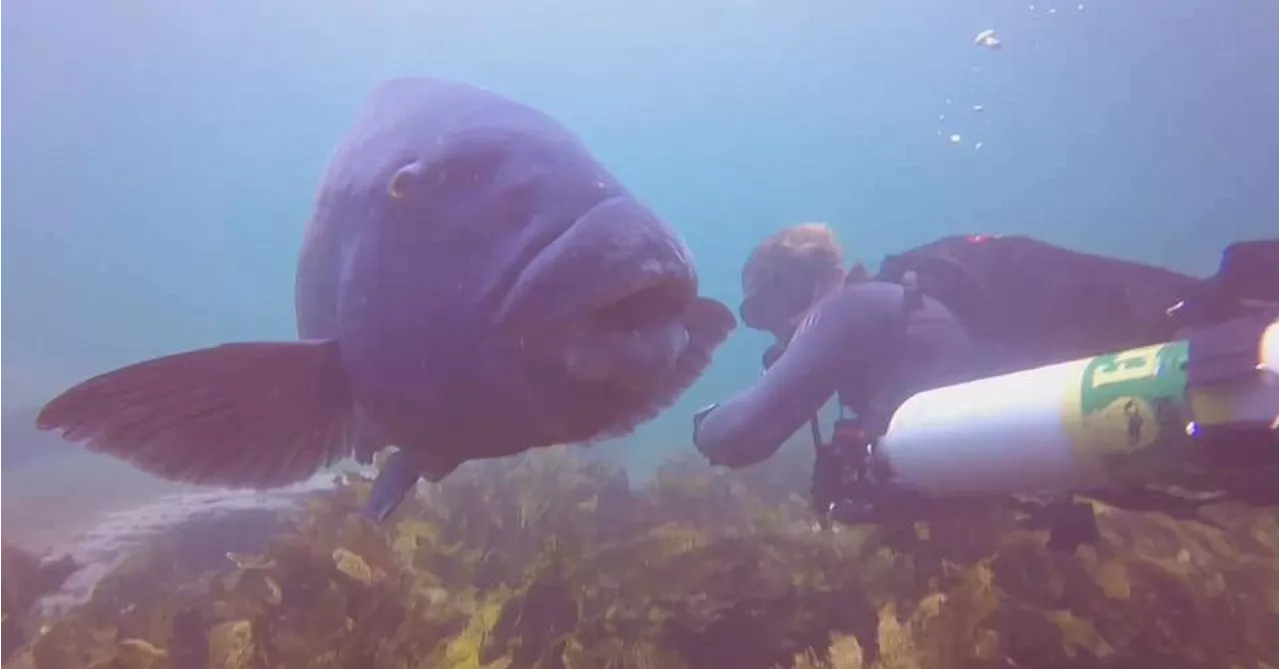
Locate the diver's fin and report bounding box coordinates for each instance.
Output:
[1042,499,1101,552]
[1014,496,1101,552]
[361,448,461,522]
[36,340,356,488]
[1169,240,1279,329]
[1217,240,1279,304]
[1086,486,1226,522]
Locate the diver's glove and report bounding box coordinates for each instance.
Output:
[692,403,723,464]
[762,344,785,371]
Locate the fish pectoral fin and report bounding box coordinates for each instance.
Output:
[351,404,390,464]
[36,339,356,489]
[362,448,422,523]
[360,448,461,523]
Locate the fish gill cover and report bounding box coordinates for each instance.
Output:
[2,446,1275,669]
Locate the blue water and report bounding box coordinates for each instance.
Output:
[4,0,1276,492]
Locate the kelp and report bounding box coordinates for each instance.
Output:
[2,542,77,663]
[4,446,1276,669]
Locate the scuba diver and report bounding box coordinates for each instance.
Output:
[692,224,1278,548]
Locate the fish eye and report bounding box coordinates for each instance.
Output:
[387,163,421,200]
[388,173,406,199]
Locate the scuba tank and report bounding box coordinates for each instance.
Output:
[798,237,1278,527]
[840,314,1277,507]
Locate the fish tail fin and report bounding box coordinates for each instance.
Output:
[36,340,357,488]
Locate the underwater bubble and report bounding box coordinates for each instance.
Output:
[975,29,1002,50]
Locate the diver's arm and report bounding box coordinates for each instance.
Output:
[694,283,906,468]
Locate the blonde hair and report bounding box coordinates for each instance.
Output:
[741,222,845,297]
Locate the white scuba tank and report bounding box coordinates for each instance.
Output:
[874,320,1279,497]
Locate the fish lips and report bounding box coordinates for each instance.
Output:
[579,294,736,441]
[496,195,721,395]
[498,195,699,334]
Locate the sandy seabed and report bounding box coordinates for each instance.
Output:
[3,452,206,553]
[2,451,350,612]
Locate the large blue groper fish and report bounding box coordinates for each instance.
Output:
[36,77,736,521]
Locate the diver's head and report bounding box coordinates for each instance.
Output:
[739,223,863,341]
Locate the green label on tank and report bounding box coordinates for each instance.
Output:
[1064,341,1192,467]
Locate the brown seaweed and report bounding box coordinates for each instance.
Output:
[4,446,1275,669]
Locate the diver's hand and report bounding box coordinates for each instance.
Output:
[692,402,717,438]
[762,344,785,371]
[692,403,721,462]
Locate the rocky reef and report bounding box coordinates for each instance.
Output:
[3,446,1275,669]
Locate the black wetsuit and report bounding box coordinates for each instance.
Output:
[694,236,1210,469]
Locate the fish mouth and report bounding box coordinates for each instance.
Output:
[567,293,736,442]
[511,200,699,386]
[493,193,735,444]
[497,195,698,332]
[559,275,699,394]
[585,274,697,333]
